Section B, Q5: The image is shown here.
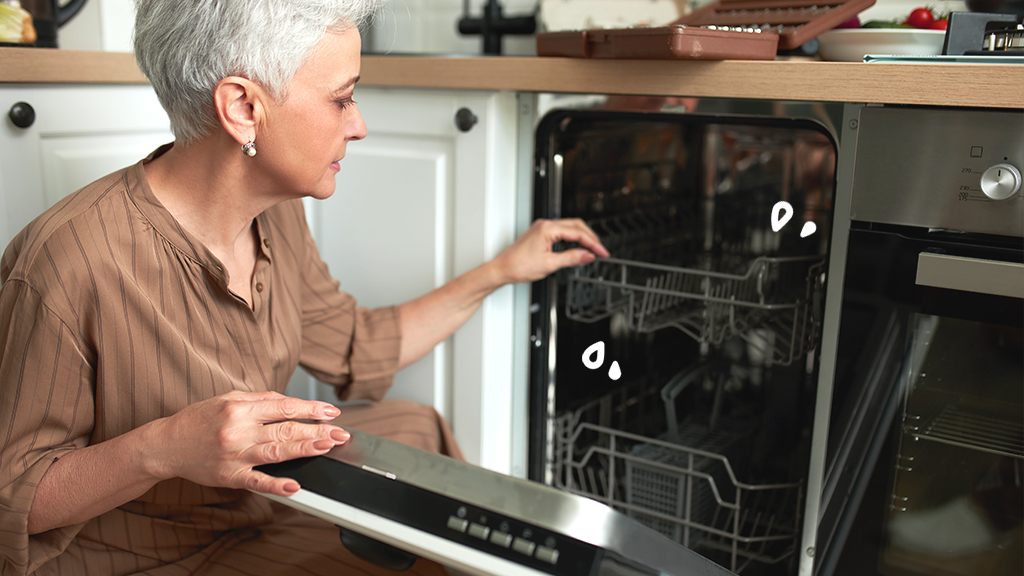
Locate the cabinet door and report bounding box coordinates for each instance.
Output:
[304,87,521,472]
[0,85,173,247]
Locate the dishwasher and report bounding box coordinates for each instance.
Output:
[259,104,837,576]
[526,107,838,576]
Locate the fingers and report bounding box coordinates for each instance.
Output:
[243,435,342,469]
[256,420,350,445]
[242,470,301,497]
[535,218,609,258]
[245,396,341,423]
[551,248,598,269]
[560,218,610,258]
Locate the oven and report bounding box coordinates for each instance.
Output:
[809,105,1023,576]
[525,102,1023,576]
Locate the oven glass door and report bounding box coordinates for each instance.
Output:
[885,312,1022,576]
[830,232,1023,576]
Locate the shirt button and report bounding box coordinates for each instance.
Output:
[255,283,264,293]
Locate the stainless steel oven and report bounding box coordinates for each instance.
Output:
[808,105,1023,576]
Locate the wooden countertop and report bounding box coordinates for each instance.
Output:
[2,47,1022,109]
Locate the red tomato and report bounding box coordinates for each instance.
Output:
[835,16,861,29]
[931,18,948,30]
[906,7,935,29]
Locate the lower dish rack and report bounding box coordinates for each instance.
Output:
[553,391,803,574]
[566,255,824,366]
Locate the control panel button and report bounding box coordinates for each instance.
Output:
[447,516,468,533]
[468,523,491,540]
[980,163,1022,200]
[535,546,560,565]
[489,531,513,548]
[512,537,536,556]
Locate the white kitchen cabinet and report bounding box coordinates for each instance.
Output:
[300,86,529,474]
[0,85,173,248]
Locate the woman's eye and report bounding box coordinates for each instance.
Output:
[335,98,356,110]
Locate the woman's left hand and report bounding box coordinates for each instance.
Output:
[490,218,610,285]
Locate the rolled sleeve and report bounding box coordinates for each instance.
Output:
[0,280,94,574]
[294,211,401,402]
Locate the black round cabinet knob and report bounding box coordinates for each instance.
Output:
[455,107,477,132]
[9,102,35,129]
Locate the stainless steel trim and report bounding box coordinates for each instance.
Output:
[361,464,397,480]
[799,103,860,576]
[916,253,1024,299]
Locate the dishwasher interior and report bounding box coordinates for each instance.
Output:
[529,109,837,575]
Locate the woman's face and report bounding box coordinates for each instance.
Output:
[257,27,366,200]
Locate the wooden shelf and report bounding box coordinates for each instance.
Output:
[2,48,1022,109]
[359,56,1024,109]
[0,48,147,84]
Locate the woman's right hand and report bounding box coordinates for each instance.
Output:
[145,390,348,497]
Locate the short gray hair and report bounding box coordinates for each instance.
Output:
[133,0,384,145]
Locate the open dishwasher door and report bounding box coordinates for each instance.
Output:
[257,428,736,576]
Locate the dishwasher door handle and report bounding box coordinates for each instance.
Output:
[916,252,1024,299]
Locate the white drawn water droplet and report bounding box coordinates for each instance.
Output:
[771,201,793,232]
[608,361,621,381]
[800,221,817,238]
[582,341,605,370]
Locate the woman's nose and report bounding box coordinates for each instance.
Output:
[348,105,367,141]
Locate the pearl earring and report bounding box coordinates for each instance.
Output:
[242,139,257,157]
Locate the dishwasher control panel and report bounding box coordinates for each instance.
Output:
[259,456,602,576]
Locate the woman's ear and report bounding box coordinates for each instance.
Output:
[213,76,265,147]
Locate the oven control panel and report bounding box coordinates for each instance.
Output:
[849,107,1024,237]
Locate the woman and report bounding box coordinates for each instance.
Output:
[0,1,608,574]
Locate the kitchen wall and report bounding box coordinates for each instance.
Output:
[367,0,538,55]
[60,0,134,52]
[59,0,971,55]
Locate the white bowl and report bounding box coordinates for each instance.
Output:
[817,28,946,62]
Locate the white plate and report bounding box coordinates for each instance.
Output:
[817,28,946,62]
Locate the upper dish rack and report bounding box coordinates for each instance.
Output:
[566,255,824,366]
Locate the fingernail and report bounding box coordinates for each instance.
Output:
[324,405,341,417]
[313,439,334,451]
[330,429,351,442]
[285,481,300,494]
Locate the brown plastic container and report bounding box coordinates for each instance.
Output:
[538,26,780,60]
[537,0,876,59]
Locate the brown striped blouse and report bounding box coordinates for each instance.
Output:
[0,146,459,575]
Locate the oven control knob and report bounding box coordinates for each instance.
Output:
[980,163,1021,201]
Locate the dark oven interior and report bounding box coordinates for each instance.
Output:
[529,110,837,575]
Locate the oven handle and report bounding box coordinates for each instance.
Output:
[916,252,1024,299]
